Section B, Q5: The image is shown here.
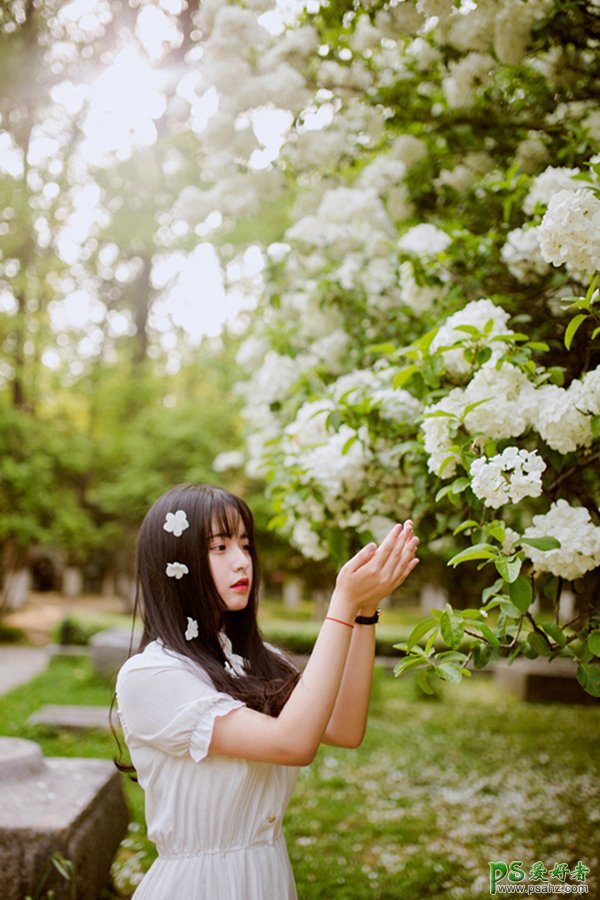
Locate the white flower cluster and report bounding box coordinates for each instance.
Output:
[282,403,372,513]
[537,188,600,276]
[286,186,394,255]
[423,361,600,476]
[470,447,546,509]
[429,298,512,378]
[398,223,452,258]
[331,367,423,423]
[523,499,600,581]
[398,261,440,313]
[523,166,580,214]
[442,53,496,109]
[501,227,549,283]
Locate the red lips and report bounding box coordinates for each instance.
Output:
[231,579,249,589]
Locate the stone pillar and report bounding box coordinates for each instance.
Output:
[282,577,303,610]
[62,566,83,598]
[0,737,129,900]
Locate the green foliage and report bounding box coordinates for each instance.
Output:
[2,657,598,898]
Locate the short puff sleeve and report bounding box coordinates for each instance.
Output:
[116,645,245,763]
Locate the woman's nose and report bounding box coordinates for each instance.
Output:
[232,547,248,568]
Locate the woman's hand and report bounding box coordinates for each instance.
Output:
[332,521,419,617]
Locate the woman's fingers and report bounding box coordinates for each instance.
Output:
[346,540,377,572]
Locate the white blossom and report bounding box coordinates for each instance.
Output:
[163,510,190,537]
[430,299,512,378]
[349,14,382,53]
[185,617,199,640]
[515,136,550,174]
[389,134,428,167]
[166,562,189,580]
[501,227,550,282]
[251,351,302,404]
[537,188,600,276]
[532,381,593,453]
[357,156,407,195]
[442,53,496,108]
[422,362,538,478]
[398,223,452,258]
[470,447,546,509]
[213,450,245,473]
[398,261,440,313]
[523,500,600,581]
[523,166,580,214]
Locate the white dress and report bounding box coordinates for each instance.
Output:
[116,640,299,900]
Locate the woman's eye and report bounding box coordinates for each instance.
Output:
[211,544,226,552]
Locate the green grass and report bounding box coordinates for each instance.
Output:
[1,657,598,898]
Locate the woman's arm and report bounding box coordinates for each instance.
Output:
[322,522,419,749]
[210,524,415,766]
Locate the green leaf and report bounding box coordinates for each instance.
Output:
[448,543,497,566]
[268,513,288,531]
[528,633,549,656]
[436,662,463,684]
[576,663,600,698]
[393,655,427,676]
[472,642,492,669]
[495,555,522,583]
[342,434,358,455]
[462,397,492,417]
[542,621,566,646]
[392,365,417,388]
[521,536,561,551]
[440,608,464,649]
[406,617,438,650]
[450,476,471,494]
[588,632,600,657]
[564,313,587,350]
[453,519,479,535]
[416,667,436,694]
[508,576,533,612]
[479,623,500,649]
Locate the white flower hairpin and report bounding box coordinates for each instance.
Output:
[164,509,189,537]
[166,561,189,580]
[185,617,199,641]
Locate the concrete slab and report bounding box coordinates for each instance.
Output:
[495,657,600,704]
[28,705,113,732]
[0,646,49,696]
[0,737,129,900]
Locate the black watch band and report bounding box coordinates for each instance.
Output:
[355,609,380,625]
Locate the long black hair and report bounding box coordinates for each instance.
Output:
[132,483,298,715]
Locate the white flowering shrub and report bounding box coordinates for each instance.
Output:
[179,0,600,694]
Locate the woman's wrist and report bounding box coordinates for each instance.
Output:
[328,588,360,623]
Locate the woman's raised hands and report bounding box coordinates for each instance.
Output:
[333,522,419,617]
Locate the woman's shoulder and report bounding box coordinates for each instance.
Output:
[117,639,208,684]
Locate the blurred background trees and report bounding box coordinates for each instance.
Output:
[1,0,599,691]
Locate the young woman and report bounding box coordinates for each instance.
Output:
[116,483,419,899]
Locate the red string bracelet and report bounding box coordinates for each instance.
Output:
[325,616,354,629]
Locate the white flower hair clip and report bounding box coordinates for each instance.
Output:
[166,561,189,580]
[164,510,189,537]
[185,617,198,641]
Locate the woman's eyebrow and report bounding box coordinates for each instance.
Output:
[209,531,249,539]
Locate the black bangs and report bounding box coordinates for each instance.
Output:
[205,491,254,541]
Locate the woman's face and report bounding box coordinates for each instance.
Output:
[207,515,253,611]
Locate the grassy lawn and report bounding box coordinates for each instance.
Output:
[0,654,598,898]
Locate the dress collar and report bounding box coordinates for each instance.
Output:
[218,630,247,677]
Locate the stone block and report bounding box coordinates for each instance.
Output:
[0,737,129,900]
[29,704,112,731]
[90,626,142,677]
[494,658,600,704]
